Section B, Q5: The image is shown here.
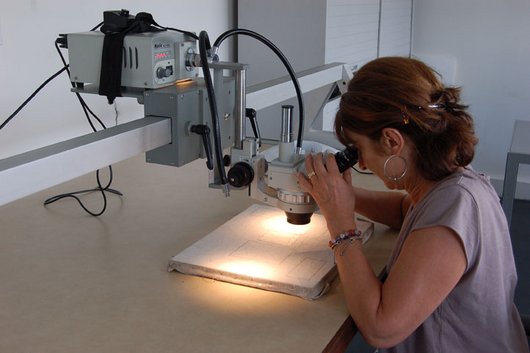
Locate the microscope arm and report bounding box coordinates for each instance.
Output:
[0,117,171,207]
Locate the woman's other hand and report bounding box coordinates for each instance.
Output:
[297,152,357,237]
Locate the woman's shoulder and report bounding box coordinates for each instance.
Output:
[410,168,488,229]
[420,168,477,206]
[433,166,499,204]
[414,166,502,231]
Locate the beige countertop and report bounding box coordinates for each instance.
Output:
[0,155,396,353]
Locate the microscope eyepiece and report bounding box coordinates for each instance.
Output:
[335,146,358,173]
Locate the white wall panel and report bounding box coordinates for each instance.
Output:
[325,0,380,70]
[379,0,412,57]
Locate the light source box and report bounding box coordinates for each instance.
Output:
[168,204,373,299]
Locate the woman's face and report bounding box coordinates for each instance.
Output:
[344,129,403,190]
[344,130,384,172]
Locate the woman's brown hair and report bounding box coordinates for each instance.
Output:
[335,56,478,181]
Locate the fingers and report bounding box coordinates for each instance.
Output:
[311,152,341,178]
[304,153,315,175]
[325,152,340,174]
[299,154,318,193]
[304,152,344,180]
[296,172,313,192]
[342,167,352,184]
[313,153,327,176]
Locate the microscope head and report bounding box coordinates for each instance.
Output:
[281,146,357,225]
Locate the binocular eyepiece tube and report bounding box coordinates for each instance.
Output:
[335,145,358,173]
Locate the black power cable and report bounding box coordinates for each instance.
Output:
[213,28,306,151]
[152,23,199,41]
[0,66,69,130]
[1,20,122,216]
[43,31,123,215]
[43,167,122,217]
[198,31,228,189]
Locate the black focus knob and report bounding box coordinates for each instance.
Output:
[227,162,254,188]
[223,154,232,167]
[156,66,173,79]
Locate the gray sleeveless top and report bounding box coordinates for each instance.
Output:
[380,167,529,353]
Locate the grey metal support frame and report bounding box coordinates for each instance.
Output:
[0,117,172,207]
[501,120,530,227]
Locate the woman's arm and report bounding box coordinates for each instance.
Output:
[335,225,466,348]
[353,187,409,230]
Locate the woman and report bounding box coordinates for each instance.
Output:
[298,57,529,352]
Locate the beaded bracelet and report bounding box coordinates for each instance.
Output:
[328,229,363,250]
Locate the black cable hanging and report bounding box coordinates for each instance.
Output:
[213,28,306,151]
[0,67,68,131]
[43,28,123,216]
[198,31,229,189]
[43,167,123,217]
[0,20,123,216]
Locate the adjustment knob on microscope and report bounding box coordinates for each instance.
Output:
[227,162,254,188]
[156,66,173,79]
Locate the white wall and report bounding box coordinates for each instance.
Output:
[238,0,327,86]
[0,0,234,159]
[237,0,413,139]
[412,0,530,197]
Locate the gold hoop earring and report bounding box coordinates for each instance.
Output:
[384,155,407,182]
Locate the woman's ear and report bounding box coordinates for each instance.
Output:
[381,128,405,155]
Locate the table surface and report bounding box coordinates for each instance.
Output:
[0,154,396,353]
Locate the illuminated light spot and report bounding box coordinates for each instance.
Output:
[261,215,311,236]
[219,260,274,279]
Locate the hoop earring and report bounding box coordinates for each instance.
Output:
[384,155,407,182]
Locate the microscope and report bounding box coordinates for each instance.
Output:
[63,10,357,225]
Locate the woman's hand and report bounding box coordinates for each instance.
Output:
[297,152,357,237]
